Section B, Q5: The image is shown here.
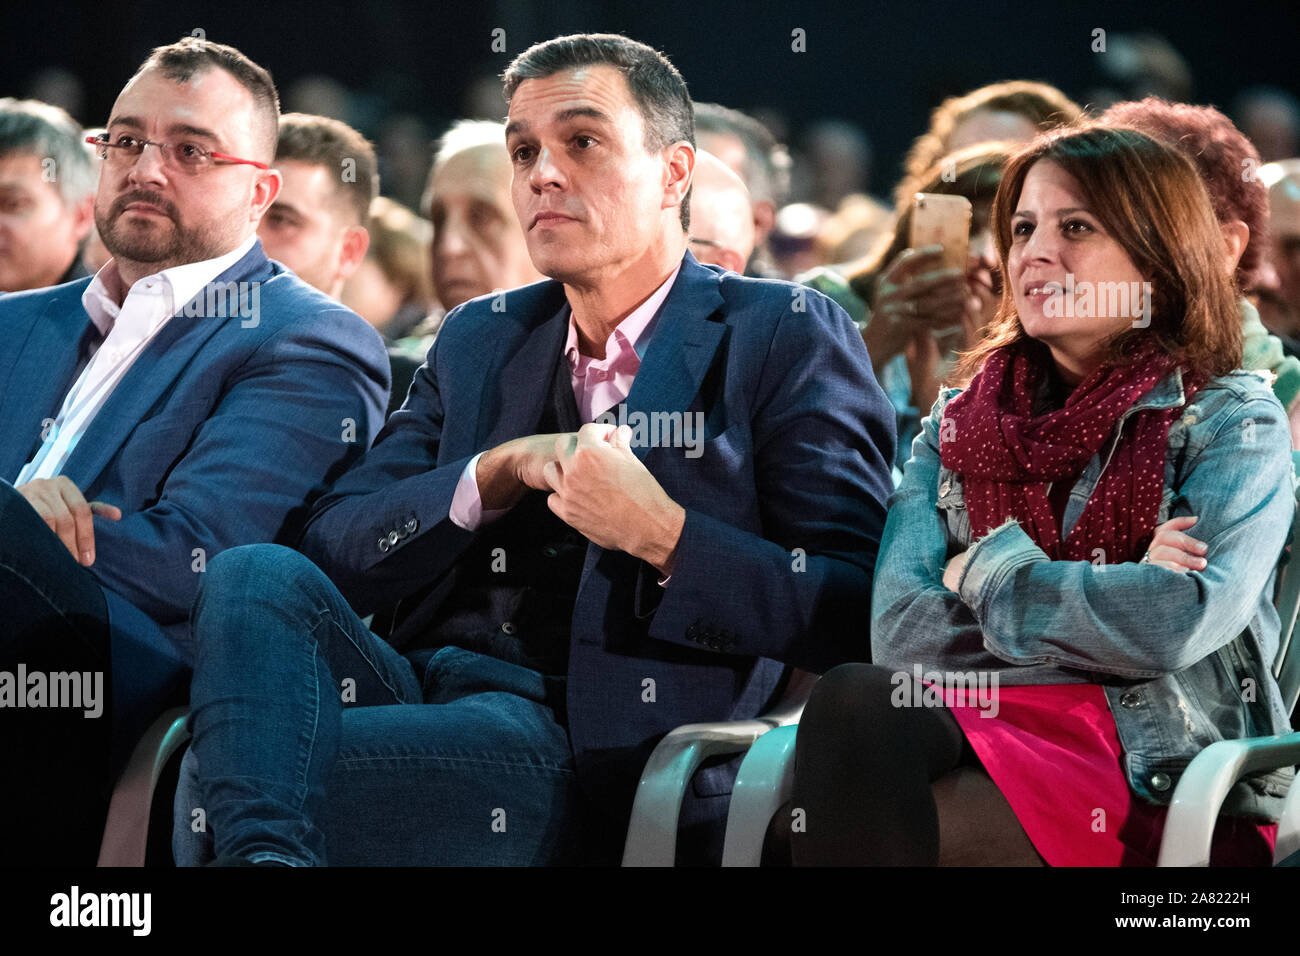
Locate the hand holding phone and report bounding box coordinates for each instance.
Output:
[910,193,972,273]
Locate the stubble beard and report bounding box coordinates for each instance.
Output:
[95,193,234,274]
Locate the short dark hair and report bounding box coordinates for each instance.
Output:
[502,33,694,229]
[136,36,279,161]
[276,112,378,226]
[693,102,790,205]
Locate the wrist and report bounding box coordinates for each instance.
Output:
[641,502,686,576]
[477,442,526,511]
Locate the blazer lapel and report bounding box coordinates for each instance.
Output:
[620,253,726,462]
[577,254,727,592]
[61,245,274,492]
[479,284,571,449]
[0,284,94,481]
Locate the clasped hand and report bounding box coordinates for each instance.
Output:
[486,423,685,575]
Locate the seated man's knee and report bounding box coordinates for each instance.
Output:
[197,545,326,617]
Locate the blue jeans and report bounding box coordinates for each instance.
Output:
[176,544,581,866]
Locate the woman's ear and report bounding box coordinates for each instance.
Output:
[1221,219,1250,275]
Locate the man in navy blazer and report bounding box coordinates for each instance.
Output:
[0,38,388,864]
[175,34,894,866]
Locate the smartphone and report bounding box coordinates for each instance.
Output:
[910,193,972,273]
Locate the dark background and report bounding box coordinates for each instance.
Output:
[3,0,1296,199]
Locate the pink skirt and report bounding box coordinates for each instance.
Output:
[942,682,1276,866]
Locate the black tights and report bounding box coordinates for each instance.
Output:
[790,663,984,866]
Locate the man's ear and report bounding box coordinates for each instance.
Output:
[1222,219,1250,275]
[663,141,695,213]
[336,225,370,282]
[70,194,95,243]
[716,249,748,275]
[752,198,776,247]
[250,168,283,224]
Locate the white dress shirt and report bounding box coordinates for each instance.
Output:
[16,235,258,485]
[449,263,681,530]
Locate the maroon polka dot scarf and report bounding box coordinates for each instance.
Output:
[939,341,1194,563]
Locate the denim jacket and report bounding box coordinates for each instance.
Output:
[871,367,1297,819]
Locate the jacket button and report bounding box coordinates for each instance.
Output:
[1120,691,1142,708]
[1150,773,1171,792]
[542,545,558,558]
[501,622,517,635]
[378,537,391,553]
[404,517,419,534]
[387,530,400,546]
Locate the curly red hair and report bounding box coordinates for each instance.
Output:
[1101,98,1269,291]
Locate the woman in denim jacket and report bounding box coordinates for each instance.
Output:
[790,125,1296,866]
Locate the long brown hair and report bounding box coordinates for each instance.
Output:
[955,124,1243,385]
[899,80,1080,205]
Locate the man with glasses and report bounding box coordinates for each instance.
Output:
[0,36,389,865]
[687,150,756,276]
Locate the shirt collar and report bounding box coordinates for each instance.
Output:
[564,261,682,366]
[81,234,258,336]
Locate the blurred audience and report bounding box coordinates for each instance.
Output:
[1087,32,1194,109]
[1235,87,1299,163]
[0,97,95,291]
[687,149,755,274]
[342,195,434,339]
[424,119,541,313]
[694,102,791,274]
[24,67,87,124]
[1258,160,1300,349]
[1101,98,1300,446]
[258,112,377,299]
[900,81,1079,205]
[804,142,1010,473]
[769,202,830,279]
[814,193,893,266]
[796,118,873,209]
[376,113,434,213]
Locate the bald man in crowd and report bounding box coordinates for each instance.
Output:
[693,102,789,275]
[424,119,541,312]
[687,149,755,275]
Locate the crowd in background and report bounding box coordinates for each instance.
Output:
[5,29,1299,419]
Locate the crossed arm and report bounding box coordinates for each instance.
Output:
[872,389,1294,680]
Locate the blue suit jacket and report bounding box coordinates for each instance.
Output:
[0,242,389,755]
[299,251,895,821]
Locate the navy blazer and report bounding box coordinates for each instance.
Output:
[299,252,895,818]
[0,241,390,665]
